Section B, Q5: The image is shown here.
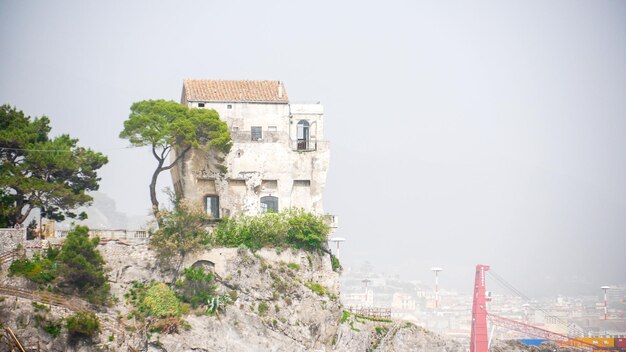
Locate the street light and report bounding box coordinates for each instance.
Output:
[328,237,346,257]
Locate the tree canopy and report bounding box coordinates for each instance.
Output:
[0,105,108,227]
[119,100,231,221]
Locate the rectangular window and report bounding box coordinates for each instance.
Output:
[198,102,205,108]
[261,196,279,212]
[227,104,233,109]
[205,195,220,219]
[232,126,239,132]
[251,126,262,141]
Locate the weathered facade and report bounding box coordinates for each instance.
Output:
[170,80,332,220]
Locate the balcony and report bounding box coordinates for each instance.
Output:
[324,214,339,229]
[289,139,328,152]
[230,131,327,152]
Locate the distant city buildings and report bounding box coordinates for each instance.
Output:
[340,266,626,342]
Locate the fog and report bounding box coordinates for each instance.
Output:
[1,0,625,296]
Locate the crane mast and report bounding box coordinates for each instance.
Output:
[470,264,490,352]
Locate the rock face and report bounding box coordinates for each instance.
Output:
[0,242,469,351]
[155,246,342,352]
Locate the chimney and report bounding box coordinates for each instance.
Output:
[278,81,283,99]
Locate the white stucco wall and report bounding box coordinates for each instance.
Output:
[170,100,330,219]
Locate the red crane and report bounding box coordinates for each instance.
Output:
[470,264,490,352]
[469,264,613,352]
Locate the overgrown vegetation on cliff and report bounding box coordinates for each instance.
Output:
[9,225,110,304]
[150,199,332,273]
[212,209,330,251]
[124,267,226,334]
[149,194,211,273]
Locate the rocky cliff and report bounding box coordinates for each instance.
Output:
[0,241,553,352]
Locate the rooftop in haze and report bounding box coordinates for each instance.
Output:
[182,80,289,103]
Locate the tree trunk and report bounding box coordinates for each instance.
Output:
[150,164,162,225]
[150,145,190,227]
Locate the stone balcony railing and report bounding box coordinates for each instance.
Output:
[54,229,149,240]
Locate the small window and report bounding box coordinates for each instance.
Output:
[268,126,277,132]
[205,195,220,219]
[198,103,205,108]
[251,126,262,141]
[260,196,278,212]
[232,126,239,132]
[227,104,233,109]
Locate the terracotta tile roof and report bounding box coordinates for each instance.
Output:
[183,80,289,103]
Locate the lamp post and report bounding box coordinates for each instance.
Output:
[328,237,346,257]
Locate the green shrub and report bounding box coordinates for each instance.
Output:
[66,311,100,338]
[287,262,301,271]
[32,301,51,312]
[340,310,351,323]
[258,302,269,316]
[330,254,342,273]
[212,209,330,251]
[44,321,63,337]
[375,326,389,335]
[33,313,62,337]
[175,267,216,308]
[143,282,181,318]
[304,281,325,296]
[9,252,56,284]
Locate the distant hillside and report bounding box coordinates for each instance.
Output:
[58,191,150,230]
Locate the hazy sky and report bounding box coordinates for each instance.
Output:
[1,0,625,296]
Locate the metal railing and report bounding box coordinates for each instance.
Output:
[229,131,327,152]
[55,229,148,240]
[347,306,392,320]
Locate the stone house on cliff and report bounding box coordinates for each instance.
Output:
[170,80,334,224]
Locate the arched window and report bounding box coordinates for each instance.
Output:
[260,196,278,212]
[296,120,310,150]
